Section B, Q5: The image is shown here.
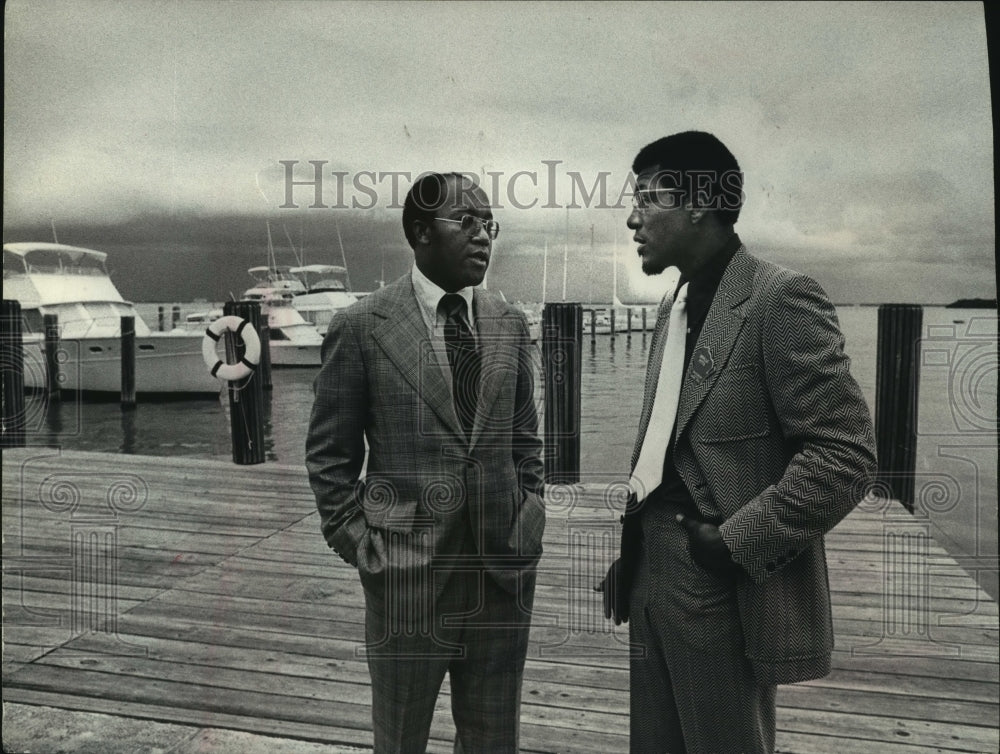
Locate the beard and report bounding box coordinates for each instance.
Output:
[641,255,667,276]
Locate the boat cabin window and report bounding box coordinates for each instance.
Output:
[269,327,290,341]
[22,249,108,275]
[20,309,44,334]
[3,251,28,278]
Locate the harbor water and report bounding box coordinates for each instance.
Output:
[17,305,998,598]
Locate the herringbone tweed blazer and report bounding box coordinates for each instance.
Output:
[632,246,876,684]
[306,275,545,615]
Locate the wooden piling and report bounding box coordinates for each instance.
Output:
[609,308,616,340]
[626,307,632,335]
[257,317,273,390]
[158,305,166,332]
[641,307,648,331]
[542,303,582,484]
[43,313,60,399]
[120,315,136,409]
[171,305,181,329]
[1,300,26,447]
[589,309,596,342]
[223,301,265,465]
[875,304,923,511]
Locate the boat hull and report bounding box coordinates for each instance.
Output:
[268,342,321,367]
[21,332,222,395]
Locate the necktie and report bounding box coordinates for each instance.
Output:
[629,282,689,501]
[439,293,480,438]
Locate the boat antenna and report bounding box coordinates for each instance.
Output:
[265,221,277,273]
[334,218,352,291]
[283,224,302,267]
[50,219,59,244]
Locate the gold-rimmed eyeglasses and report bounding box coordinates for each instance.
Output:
[434,215,500,240]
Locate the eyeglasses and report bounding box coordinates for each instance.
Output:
[629,188,685,212]
[434,215,500,240]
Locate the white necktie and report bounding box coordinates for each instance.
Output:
[629,283,689,501]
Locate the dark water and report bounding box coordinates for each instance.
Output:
[19,307,998,598]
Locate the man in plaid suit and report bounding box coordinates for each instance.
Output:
[601,132,876,753]
[306,172,545,753]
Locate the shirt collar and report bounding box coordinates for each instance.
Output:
[411,264,475,329]
[676,233,740,318]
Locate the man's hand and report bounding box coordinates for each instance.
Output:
[595,558,630,625]
[676,513,743,579]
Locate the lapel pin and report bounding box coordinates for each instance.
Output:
[691,346,715,381]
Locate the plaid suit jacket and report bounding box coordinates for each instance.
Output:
[632,247,876,684]
[306,275,545,614]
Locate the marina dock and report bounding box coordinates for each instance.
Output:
[3,448,998,753]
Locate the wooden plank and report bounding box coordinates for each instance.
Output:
[3,449,997,753]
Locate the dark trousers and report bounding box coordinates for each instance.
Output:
[628,500,776,754]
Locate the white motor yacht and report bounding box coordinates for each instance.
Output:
[288,264,358,335]
[3,243,220,395]
[241,266,322,367]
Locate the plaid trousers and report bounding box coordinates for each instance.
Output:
[364,552,536,753]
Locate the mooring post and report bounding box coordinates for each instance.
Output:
[641,307,648,331]
[171,305,181,329]
[609,308,616,341]
[1,300,26,447]
[158,305,166,332]
[223,301,265,464]
[542,302,582,484]
[120,315,136,409]
[43,313,60,399]
[589,309,596,342]
[626,307,632,335]
[257,316,273,390]
[875,304,923,511]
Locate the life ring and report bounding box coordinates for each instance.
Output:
[202,316,262,381]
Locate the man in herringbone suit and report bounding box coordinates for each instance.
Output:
[306,172,545,753]
[601,132,877,753]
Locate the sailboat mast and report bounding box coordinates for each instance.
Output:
[562,208,569,301]
[612,221,619,305]
[541,239,548,304]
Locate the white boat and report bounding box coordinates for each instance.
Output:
[289,264,358,335]
[241,266,323,367]
[181,308,224,328]
[512,303,542,342]
[3,242,220,395]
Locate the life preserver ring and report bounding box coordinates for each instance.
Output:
[202,316,262,381]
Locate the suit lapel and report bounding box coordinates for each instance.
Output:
[371,278,465,441]
[674,248,754,439]
[470,291,517,449]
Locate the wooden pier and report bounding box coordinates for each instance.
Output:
[3,449,998,753]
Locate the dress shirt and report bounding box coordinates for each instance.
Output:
[411,265,477,391]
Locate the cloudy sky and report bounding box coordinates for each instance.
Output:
[4,1,994,304]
